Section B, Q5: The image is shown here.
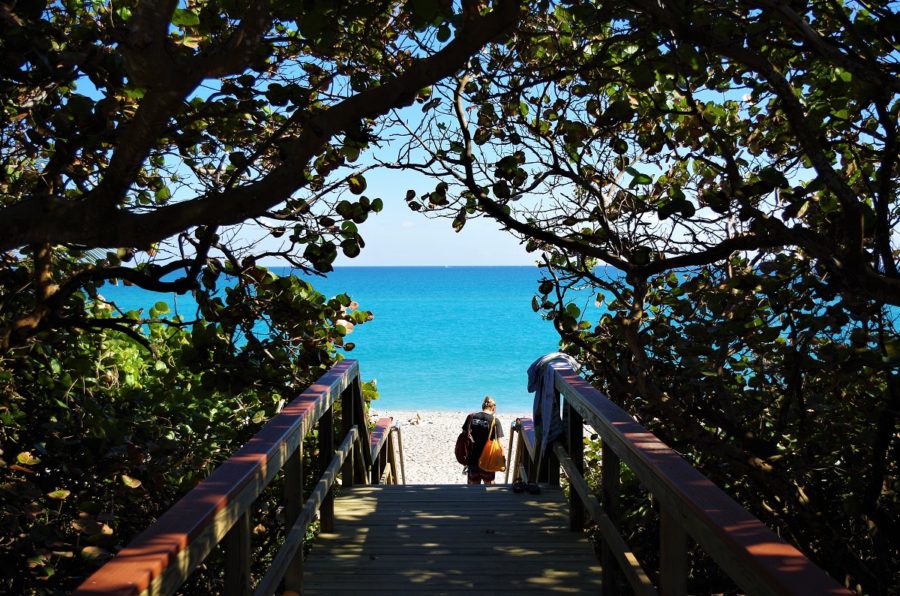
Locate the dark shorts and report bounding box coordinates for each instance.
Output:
[467,468,496,483]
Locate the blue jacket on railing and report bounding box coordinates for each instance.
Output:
[527,352,581,464]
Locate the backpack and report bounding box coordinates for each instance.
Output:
[455,414,474,465]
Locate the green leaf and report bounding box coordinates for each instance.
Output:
[172,9,200,27]
[631,172,652,186]
[17,452,40,466]
[81,546,107,561]
[121,474,142,489]
[47,489,71,500]
[155,186,172,203]
[348,175,367,195]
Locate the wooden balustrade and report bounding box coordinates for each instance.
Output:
[369,417,405,484]
[74,359,400,596]
[508,362,850,596]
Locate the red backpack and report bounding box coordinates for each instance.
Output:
[455,414,474,465]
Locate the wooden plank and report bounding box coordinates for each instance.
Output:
[282,447,303,592]
[518,417,536,458]
[318,405,335,532]
[387,428,400,485]
[223,511,251,596]
[351,376,373,476]
[369,417,392,462]
[602,440,621,596]
[554,365,849,596]
[310,543,598,554]
[340,385,356,488]
[304,485,603,594]
[660,506,688,596]
[565,402,585,531]
[393,426,406,484]
[504,420,518,483]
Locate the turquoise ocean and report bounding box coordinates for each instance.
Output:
[102,266,582,412]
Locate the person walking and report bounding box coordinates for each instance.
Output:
[463,396,504,485]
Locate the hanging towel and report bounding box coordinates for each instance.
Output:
[527,352,581,461]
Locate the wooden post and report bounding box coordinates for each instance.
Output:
[566,401,585,531]
[546,389,562,487]
[601,441,621,596]
[371,449,381,485]
[319,405,335,532]
[538,391,562,486]
[351,377,368,484]
[341,384,355,489]
[387,430,399,485]
[283,446,304,593]
[504,421,517,484]
[395,427,406,484]
[660,506,688,596]
[223,511,251,596]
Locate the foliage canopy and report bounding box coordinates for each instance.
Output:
[1,0,899,593]
[0,0,518,591]
[405,1,899,592]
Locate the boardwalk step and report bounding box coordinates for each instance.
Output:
[303,484,602,594]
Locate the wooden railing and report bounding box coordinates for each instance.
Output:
[369,417,405,485]
[74,359,402,596]
[507,362,850,596]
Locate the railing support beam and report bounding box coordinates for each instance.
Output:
[341,384,355,489]
[283,446,304,593]
[318,398,335,532]
[660,506,688,596]
[224,511,252,596]
[602,440,621,596]
[565,400,585,531]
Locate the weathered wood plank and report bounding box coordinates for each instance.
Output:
[223,511,251,596]
[303,485,603,594]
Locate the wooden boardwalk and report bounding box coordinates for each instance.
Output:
[303,484,603,594]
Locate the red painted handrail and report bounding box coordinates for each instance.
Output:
[516,417,536,458]
[552,364,849,596]
[369,417,393,462]
[74,360,360,596]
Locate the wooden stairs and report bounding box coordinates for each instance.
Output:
[303,484,602,594]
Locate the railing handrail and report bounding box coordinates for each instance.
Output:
[75,360,370,596]
[369,417,405,484]
[549,363,849,596]
[370,417,393,462]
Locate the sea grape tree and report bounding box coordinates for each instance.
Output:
[404,1,900,591]
[0,1,521,591]
[0,0,520,350]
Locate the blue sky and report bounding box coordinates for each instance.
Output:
[332,196,536,266]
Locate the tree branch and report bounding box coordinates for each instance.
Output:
[0,0,522,251]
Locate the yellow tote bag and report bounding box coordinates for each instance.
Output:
[478,417,506,472]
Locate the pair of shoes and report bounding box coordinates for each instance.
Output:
[511,480,526,493]
[526,482,541,495]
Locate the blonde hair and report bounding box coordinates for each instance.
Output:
[482,396,496,412]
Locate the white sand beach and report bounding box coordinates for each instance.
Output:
[369,409,532,484]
